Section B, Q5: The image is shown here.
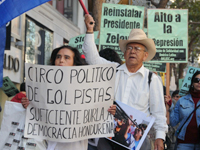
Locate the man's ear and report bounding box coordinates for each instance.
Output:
[143,52,148,61]
[123,51,126,57]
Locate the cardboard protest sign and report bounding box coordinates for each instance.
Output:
[24,63,116,142]
[99,3,145,61]
[179,66,200,96]
[143,62,166,73]
[148,9,188,63]
[1,76,19,97]
[142,29,167,73]
[68,31,99,54]
[106,101,155,150]
[0,101,46,150]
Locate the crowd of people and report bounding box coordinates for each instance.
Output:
[2,13,200,150]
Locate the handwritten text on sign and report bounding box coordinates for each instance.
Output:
[24,63,116,142]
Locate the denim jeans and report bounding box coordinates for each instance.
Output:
[177,143,200,150]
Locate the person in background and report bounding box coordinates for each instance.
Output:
[165,90,181,126]
[11,82,26,103]
[22,45,116,150]
[99,48,123,65]
[168,71,200,150]
[171,90,181,105]
[165,90,181,108]
[164,90,181,150]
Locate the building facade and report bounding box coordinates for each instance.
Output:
[0,0,88,124]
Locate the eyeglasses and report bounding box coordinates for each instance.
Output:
[126,46,146,53]
[193,78,200,83]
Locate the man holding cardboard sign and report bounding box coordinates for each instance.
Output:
[83,14,167,150]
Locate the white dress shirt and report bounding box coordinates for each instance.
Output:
[82,33,167,140]
[47,140,88,150]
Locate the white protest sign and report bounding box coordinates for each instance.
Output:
[24,63,116,142]
[0,101,46,150]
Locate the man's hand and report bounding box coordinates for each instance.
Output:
[164,95,171,104]
[107,104,116,116]
[154,138,164,150]
[21,97,30,109]
[84,14,95,33]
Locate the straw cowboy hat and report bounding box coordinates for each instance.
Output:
[119,29,156,62]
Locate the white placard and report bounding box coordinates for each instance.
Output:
[0,101,46,150]
[24,63,116,142]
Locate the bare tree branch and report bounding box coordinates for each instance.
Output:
[188,26,199,49]
[150,0,158,7]
[177,1,186,8]
[188,34,199,54]
[158,0,169,8]
[189,22,200,25]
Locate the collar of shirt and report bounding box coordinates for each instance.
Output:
[117,63,145,77]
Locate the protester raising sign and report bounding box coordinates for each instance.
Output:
[24,63,116,142]
[99,3,145,60]
[148,9,188,63]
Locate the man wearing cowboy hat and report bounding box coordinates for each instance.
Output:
[83,14,167,150]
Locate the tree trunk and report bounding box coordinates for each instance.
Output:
[92,0,106,31]
[178,63,187,79]
[151,0,169,8]
[157,0,169,8]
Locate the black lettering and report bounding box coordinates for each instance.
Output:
[40,68,46,82]
[34,87,39,102]
[74,90,82,104]
[106,33,111,43]
[47,89,54,104]
[105,87,112,101]
[70,69,78,84]
[30,107,35,120]
[28,67,33,81]
[175,14,181,22]
[46,69,53,83]
[13,58,19,72]
[55,90,62,104]
[27,86,33,101]
[55,69,63,84]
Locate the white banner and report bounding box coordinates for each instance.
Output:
[0,101,46,150]
[24,63,116,142]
